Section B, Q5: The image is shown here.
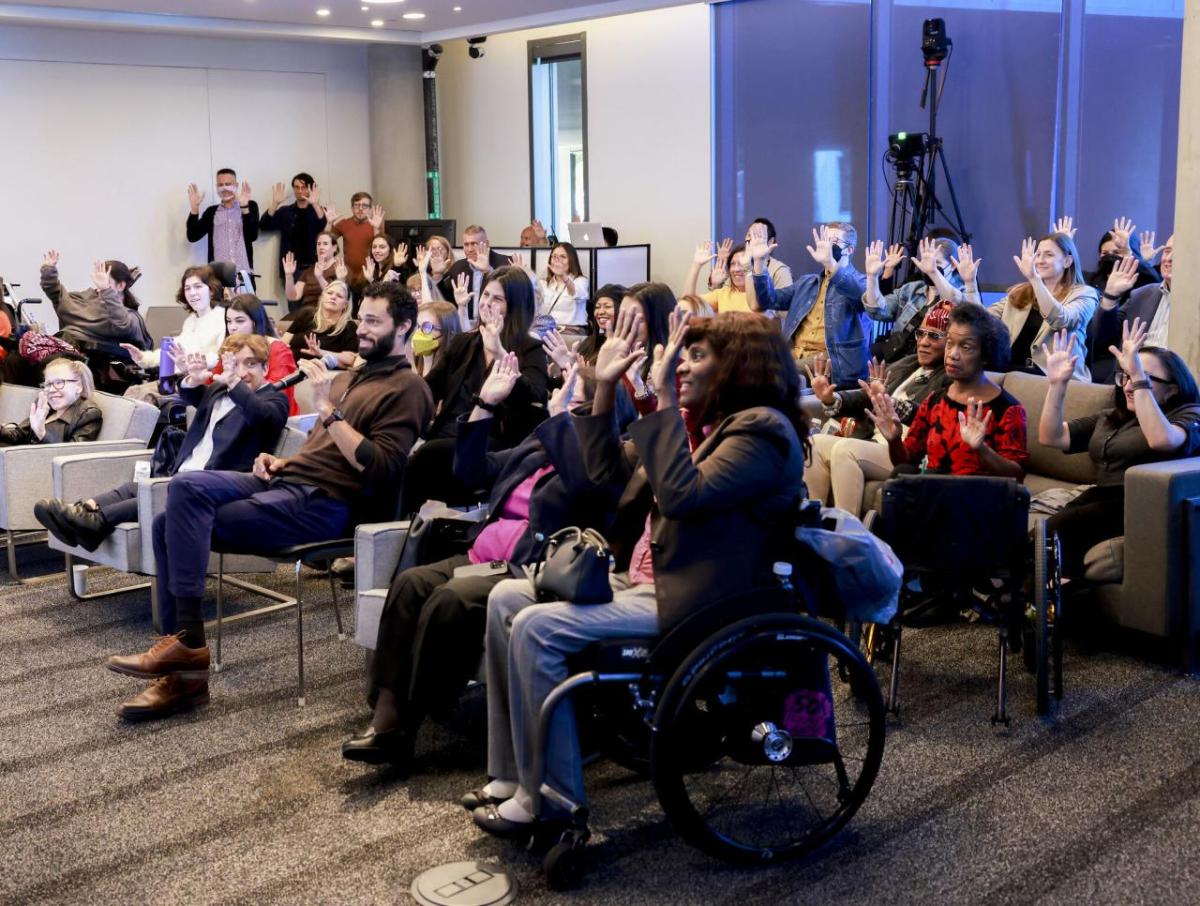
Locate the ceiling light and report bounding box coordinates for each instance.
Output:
[371,18,385,26]
[453,5,462,9]
[362,5,368,9]
[402,11,426,19]
[316,8,330,16]
[362,0,405,4]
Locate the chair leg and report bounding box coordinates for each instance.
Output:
[887,622,903,717]
[295,560,305,707]
[6,529,60,586]
[992,628,1011,727]
[213,554,225,673]
[328,569,346,641]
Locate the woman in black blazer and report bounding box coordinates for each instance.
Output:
[468,309,808,836]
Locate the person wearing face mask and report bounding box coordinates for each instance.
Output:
[186,168,258,273]
[1089,234,1175,384]
[0,357,101,447]
[258,172,328,280]
[35,335,288,555]
[685,240,749,312]
[1039,320,1200,579]
[863,235,968,363]
[748,221,869,388]
[1084,216,1160,297]
[536,242,589,330]
[410,301,461,378]
[284,231,345,313]
[805,302,952,517]
[282,280,359,368]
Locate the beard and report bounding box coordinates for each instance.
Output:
[360,330,396,362]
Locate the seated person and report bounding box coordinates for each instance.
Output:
[342,359,617,770]
[1089,234,1174,384]
[0,356,101,446]
[1039,321,1200,579]
[863,236,967,362]
[806,303,951,516]
[411,301,462,379]
[121,265,227,372]
[575,284,627,365]
[283,231,344,311]
[537,242,589,330]
[466,308,807,837]
[616,282,673,417]
[709,218,794,311]
[519,219,550,248]
[685,241,748,313]
[281,280,359,368]
[34,335,288,551]
[219,294,299,415]
[676,294,716,317]
[102,283,433,721]
[39,251,152,352]
[1084,217,1160,297]
[747,222,869,387]
[866,304,1028,479]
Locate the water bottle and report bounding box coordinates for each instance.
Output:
[157,336,176,395]
[773,561,794,592]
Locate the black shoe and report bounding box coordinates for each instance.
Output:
[461,788,506,812]
[34,499,78,548]
[340,727,413,770]
[59,501,110,552]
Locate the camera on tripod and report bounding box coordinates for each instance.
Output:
[922,18,951,66]
[887,131,927,179]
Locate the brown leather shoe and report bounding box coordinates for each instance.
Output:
[118,675,209,721]
[107,633,210,679]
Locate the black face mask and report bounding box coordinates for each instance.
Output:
[1096,253,1121,278]
[830,243,844,263]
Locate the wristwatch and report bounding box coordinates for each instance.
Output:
[322,407,345,428]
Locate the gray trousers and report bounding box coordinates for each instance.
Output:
[485,574,658,816]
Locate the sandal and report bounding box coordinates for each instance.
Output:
[460,788,505,812]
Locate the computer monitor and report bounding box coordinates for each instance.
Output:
[385,219,458,248]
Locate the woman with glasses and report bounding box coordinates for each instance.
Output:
[537,242,589,331]
[411,301,462,378]
[0,356,101,446]
[416,236,456,304]
[1039,319,1200,578]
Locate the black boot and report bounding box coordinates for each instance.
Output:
[58,501,111,552]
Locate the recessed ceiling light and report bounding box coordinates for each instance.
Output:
[362,0,405,4]
[371,18,385,26]
[316,8,330,16]
[402,11,425,19]
[453,4,462,9]
[362,5,368,9]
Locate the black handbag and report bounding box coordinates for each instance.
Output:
[525,527,613,604]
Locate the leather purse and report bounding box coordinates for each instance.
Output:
[524,527,613,604]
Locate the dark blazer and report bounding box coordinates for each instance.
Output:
[258,203,328,275]
[830,354,948,440]
[1088,282,1168,384]
[0,400,102,446]
[575,405,806,632]
[173,380,289,474]
[453,410,620,565]
[425,330,548,447]
[437,251,512,320]
[186,202,260,266]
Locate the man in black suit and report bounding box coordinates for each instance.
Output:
[438,224,511,321]
[34,334,288,551]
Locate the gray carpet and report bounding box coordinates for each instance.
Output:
[1,545,1198,905]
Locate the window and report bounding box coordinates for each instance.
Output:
[529,34,588,241]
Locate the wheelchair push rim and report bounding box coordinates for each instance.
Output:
[650,614,887,865]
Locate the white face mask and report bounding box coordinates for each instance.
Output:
[216,184,237,197]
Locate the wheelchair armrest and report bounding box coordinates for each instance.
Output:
[52,448,154,502]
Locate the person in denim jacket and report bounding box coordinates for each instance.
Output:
[748,221,869,388]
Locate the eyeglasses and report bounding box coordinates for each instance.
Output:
[352,202,371,209]
[914,328,946,342]
[1115,371,1175,388]
[418,321,442,335]
[40,378,81,391]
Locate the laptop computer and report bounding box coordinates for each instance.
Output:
[567,222,605,248]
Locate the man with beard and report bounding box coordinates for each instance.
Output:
[105,282,433,721]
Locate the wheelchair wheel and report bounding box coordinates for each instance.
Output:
[1032,519,1064,716]
[650,614,886,864]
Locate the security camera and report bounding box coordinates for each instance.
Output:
[468,36,486,59]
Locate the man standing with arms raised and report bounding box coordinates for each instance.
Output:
[186,168,259,274]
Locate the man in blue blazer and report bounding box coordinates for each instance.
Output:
[34,333,289,551]
[749,221,870,388]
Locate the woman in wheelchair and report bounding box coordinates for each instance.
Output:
[0,356,101,446]
[1039,319,1200,579]
[341,358,619,770]
[38,251,152,353]
[466,308,807,838]
[867,303,1028,479]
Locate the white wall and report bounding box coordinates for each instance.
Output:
[0,24,373,317]
[436,3,711,288]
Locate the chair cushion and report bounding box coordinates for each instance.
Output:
[1083,537,1124,584]
[47,522,142,573]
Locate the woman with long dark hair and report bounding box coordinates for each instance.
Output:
[39,250,152,351]
[537,242,589,330]
[575,283,626,364]
[467,309,807,836]
[221,294,299,415]
[1039,320,1200,578]
[617,281,673,416]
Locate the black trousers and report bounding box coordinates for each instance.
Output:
[368,554,508,728]
[1046,484,1125,580]
[92,480,139,526]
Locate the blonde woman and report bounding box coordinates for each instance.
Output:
[417,235,456,303]
[282,279,359,368]
[284,231,347,312]
[0,357,102,445]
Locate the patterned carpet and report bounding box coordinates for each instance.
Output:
[1,544,1198,905]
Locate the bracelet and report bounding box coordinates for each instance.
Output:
[471,395,499,413]
[1128,379,1152,392]
[821,394,843,417]
[1101,290,1123,301]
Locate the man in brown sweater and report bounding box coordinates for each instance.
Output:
[105,281,433,721]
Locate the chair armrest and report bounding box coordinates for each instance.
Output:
[136,476,174,574]
[0,440,146,529]
[1116,458,1200,637]
[52,448,154,502]
[355,520,412,594]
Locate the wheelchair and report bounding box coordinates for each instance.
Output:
[515,506,889,890]
[860,474,1064,724]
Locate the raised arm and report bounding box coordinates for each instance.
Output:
[1112,318,1188,451]
[1037,330,1076,450]
[685,241,714,298]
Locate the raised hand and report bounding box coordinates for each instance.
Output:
[957,398,994,451]
[649,307,691,403]
[1105,254,1139,298]
[187,183,205,213]
[323,202,339,223]
[531,218,547,241]
[509,251,529,273]
[1040,329,1078,386]
[911,237,938,276]
[237,180,252,207]
[806,225,838,272]
[709,253,728,288]
[282,251,297,277]
[309,183,322,208]
[212,351,241,388]
[334,256,349,282]
[542,329,575,372]
[42,249,60,269]
[693,240,715,267]
[272,182,286,208]
[452,272,473,308]
[952,244,982,284]
[746,222,777,263]
[1108,317,1149,379]
[1110,216,1135,253]
[548,360,580,417]
[369,204,386,230]
[470,240,492,271]
[883,243,906,273]
[91,260,113,292]
[29,391,50,439]
[478,303,507,360]
[716,237,734,264]
[478,351,521,406]
[164,337,186,366]
[1139,230,1164,262]
[302,332,324,359]
[1052,215,1076,239]
[416,244,429,270]
[864,387,901,441]
[803,353,836,405]
[361,263,374,284]
[1013,237,1037,282]
[394,242,410,268]
[594,303,646,385]
[863,240,886,277]
[866,356,890,394]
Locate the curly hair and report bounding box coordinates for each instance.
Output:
[175,265,224,313]
[947,302,1011,371]
[681,311,809,456]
